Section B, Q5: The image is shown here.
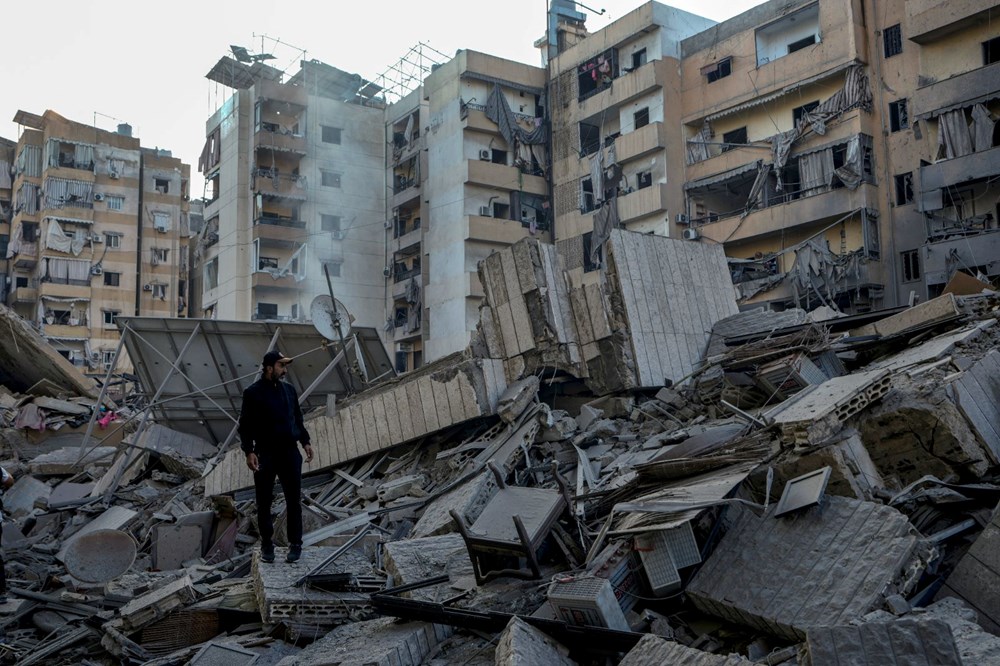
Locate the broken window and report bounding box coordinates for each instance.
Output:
[637,171,653,190]
[104,271,121,287]
[631,49,647,70]
[581,177,597,213]
[894,172,913,205]
[152,248,169,264]
[321,170,341,188]
[787,35,816,53]
[582,231,602,272]
[704,58,732,83]
[493,202,511,219]
[205,258,219,290]
[321,126,342,144]
[324,261,342,278]
[883,24,902,58]
[863,209,881,260]
[889,99,909,132]
[102,310,119,326]
[633,107,650,130]
[154,178,169,194]
[258,256,278,271]
[985,36,1000,65]
[256,302,278,319]
[321,214,342,234]
[901,250,920,282]
[793,101,820,125]
[577,49,617,101]
[579,122,601,156]
[722,127,748,152]
[491,149,507,165]
[151,283,167,299]
[153,212,171,233]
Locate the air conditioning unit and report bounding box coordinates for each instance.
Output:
[90,266,103,276]
[109,171,120,179]
[142,284,152,291]
[397,342,413,352]
[91,234,104,243]
[384,220,393,229]
[675,213,688,223]
[682,227,701,241]
[93,193,105,202]
[478,149,490,160]
[479,206,491,217]
[331,230,345,240]
[382,266,392,278]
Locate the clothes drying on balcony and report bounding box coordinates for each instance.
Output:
[45,219,86,256]
[485,83,547,149]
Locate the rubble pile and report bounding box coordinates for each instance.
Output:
[1,233,1000,665]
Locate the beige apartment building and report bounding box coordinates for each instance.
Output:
[195,57,386,333]
[5,110,190,375]
[384,50,550,371]
[1,138,14,300]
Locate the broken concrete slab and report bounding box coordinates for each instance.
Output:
[133,424,217,479]
[29,446,116,475]
[618,635,754,665]
[153,524,203,570]
[937,501,1000,634]
[205,354,508,496]
[806,619,962,665]
[57,505,138,561]
[851,293,961,339]
[49,480,95,506]
[946,349,1000,465]
[412,470,497,539]
[190,641,260,665]
[867,320,995,373]
[2,475,51,518]
[497,375,539,424]
[116,575,198,632]
[907,597,1000,663]
[276,617,451,666]
[687,496,928,640]
[382,534,472,602]
[495,616,575,666]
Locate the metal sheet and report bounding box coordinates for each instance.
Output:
[117,317,393,445]
[774,466,832,517]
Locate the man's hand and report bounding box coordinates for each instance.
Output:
[246,452,260,472]
[303,444,314,463]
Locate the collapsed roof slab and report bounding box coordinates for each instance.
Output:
[806,618,962,666]
[204,354,507,496]
[687,496,928,640]
[477,230,738,394]
[937,501,1000,634]
[619,634,754,665]
[0,304,98,398]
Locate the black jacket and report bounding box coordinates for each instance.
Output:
[238,377,310,455]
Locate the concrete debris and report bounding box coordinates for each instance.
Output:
[3,236,1000,663]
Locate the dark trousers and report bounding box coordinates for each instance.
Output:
[253,448,303,548]
[0,523,6,594]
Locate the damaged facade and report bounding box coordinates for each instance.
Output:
[4,110,191,377]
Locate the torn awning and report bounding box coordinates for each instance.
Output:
[683,161,759,190]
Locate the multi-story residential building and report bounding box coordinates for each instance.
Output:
[5,110,190,375]
[196,57,386,331]
[680,0,1000,312]
[384,50,549,370]
[547,2,716,251]
[0,137,14,301]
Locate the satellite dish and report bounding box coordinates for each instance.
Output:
[310,295,353,341]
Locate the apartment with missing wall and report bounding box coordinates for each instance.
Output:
[5,110,190,375]
[196,56,385,330]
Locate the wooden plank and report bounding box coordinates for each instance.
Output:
[404,379,427,437]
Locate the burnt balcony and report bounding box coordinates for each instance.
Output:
[252,271,298,290]
[255,126,306,154]
[907,0,998,43]
[911,61,1000,120]
[919,144,1000,211]
[253,170,308,200]
[253,216,307,246]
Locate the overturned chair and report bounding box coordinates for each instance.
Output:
[451,461,572,585]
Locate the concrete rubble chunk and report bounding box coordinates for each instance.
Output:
[56,505,139,561]
[807,619,962,665]
[29,446,117,475]
[850,293,961,339]
[382,534,472,602]
[687,496,928,640]
[2,475,52,518]
[619,635,754,665]
[116,575,198,631]
[153,524,204,570]
[412,470,498,539]
[937,501,1000,634]
[494,616,575,666]
[277,617,452,666]
[497,375,540,423]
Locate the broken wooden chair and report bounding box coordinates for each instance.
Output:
[451,461,571,585]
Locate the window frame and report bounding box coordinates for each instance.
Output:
[901,249,921,283]
[103,271,121,287]
[321,125,342,144]
[883,24,903,58]
[889,99,909,132]
[320,170,342,188]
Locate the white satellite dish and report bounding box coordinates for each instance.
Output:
[310,295,353,341]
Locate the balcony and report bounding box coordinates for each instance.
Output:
[467,214,534,245]
[699,183,877,245]
[919,144,1000,211]
[463,108,499,134]
[911,61,1000,120]
[255,78,308,108]
[615,122,667,164]
[253,216,308,245]
[39,281,91,299]
[579,59,664,121]
[253,171,308,200]
[466,160,547,196]
[907,0,998,43]
[44,322,89,338]
[922,229,1000,286]
[6,286,36,306]
[252,271,298,290]
[392,227,422,254]
[255,129,306,154]
[618,184,669,224]
[12,241,38,269]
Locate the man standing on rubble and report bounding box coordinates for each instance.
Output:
[0,465,14,602]
[239,350,314,564]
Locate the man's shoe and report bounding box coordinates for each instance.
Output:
[260,545,275,563]
[286,545,302,563]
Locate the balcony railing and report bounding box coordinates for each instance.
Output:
[393,266,421,283]
[255,216,306,229]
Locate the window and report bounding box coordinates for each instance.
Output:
[153,212,171,233]
[321,170,341,188]
[491,149,508,165]
[104,272,121,287]
[151,284,167,299]
[152,248,169,263]
[984,37,1000,66]
[631,49,647,70]
[705,57,732,83]
[106,195,124,211]
[205,258,219,290]
[15,277,28,288]
[258,256,279,270]
[883,24,902,58]
[722,127,748,152]
[154,178,169,194]
[901,250,920,282]
[582,231,601,272]
[103,310,119,327]
[321,214,342,233]
[581,178,596,213]
[787,35,816,54]
[579,122,601,156]
[636,171,653,190]
[577,49,617,101]
[102,349,116,367]
[889,99,909,132]
[22,223,39,242]
[321,126,342,144]
[256,303,278,319]
[894,172,913,205]
[633,107,650,130]
[106,233,122,249]
[793,101,820,125]
[324,261,342,277]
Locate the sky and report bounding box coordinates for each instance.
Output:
[3,0,766,195]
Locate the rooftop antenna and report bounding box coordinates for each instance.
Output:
[574,0,606,16]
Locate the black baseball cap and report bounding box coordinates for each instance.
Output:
[262,350,293,367]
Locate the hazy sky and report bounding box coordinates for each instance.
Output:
[3,0,765,195]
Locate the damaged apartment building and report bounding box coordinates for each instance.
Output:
[679,0,1000,313]
[2,110,191,377]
